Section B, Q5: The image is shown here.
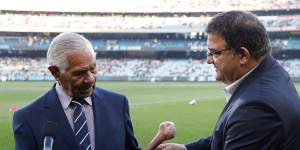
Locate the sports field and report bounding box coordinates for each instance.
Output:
[1,81,299,149]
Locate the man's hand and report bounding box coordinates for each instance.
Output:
[145,121,176,150]
[155,143,187,150]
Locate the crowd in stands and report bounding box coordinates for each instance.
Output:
[1,57,300,81]
[0,12,300,33]
[0,57,49,81]
[1,0,300,81]
[2,34,300,51]
[1,0,299,13]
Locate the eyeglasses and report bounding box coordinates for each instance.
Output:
[206,48,230,58]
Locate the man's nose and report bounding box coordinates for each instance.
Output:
[84,71,95,83]
[206,56,213,64]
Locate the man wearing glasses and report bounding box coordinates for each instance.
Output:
[156,11,300,150]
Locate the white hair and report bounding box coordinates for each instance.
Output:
[47,32,96,72]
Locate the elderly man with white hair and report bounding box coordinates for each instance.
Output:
[12,32,141,150]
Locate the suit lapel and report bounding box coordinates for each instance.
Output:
[42,85,80,150]
[91,89,105,149]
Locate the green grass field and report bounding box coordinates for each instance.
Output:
[1,81,299,149]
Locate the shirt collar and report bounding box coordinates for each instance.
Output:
[55,82,92,110]
[224,64,259,102]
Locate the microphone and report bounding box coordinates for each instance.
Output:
[42,121,57,150]
[145,121,176,150]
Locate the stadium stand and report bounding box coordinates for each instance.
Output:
[0,13,300,33]
[2,57,300,82]
[1,0,300,81]
[1,0,299,12]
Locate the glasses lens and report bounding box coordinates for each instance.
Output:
[206,49,228,57]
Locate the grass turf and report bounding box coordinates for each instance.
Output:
[1,81,297,149]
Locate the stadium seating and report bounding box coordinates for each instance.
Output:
[0,13,300,33]
[0,0,300,81]
[1,57,300,81]
[1,0,299,12]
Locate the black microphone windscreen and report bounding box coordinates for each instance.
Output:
[43,121,58,139]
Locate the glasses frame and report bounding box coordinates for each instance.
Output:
[206,48,230,58]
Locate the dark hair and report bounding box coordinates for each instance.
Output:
[205,11,271,59]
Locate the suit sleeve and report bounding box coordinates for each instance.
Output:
[13,110,38,150]
[185,136,211,150]
[224,102,282,150]
[123,96,141,150]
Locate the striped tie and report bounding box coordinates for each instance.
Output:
[72,100,92,150]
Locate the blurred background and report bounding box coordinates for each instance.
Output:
[1,0,300,149]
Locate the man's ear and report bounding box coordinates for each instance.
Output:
[239,47,250,65]
[48,66,61,80]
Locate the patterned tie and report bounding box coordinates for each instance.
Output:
[72,100,92,150]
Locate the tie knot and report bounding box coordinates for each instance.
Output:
[72,97,86,105]
[71,100,83,107]
[71,99,86,110]
[72,97,85,103]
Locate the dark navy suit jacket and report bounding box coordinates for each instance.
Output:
[13,85,140,150]
[186,55,300,150]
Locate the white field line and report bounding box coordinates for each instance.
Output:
[129,95,224,106]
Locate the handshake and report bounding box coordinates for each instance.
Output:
[145,121,186,150]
